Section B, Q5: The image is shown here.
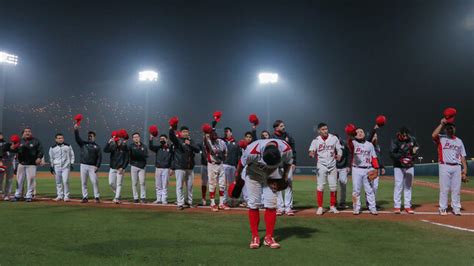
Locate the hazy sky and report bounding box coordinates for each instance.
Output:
[1,0,473,165]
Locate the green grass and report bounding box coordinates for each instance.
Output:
[0,203,473,266]
[31,172,451,210]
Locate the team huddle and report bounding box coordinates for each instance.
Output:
[0,108,469,249]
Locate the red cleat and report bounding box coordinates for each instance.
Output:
[405,208,415,214]
[211,204,219,212]
[264,236,281,249]
[393,208,401,214]
[249,236,260,249]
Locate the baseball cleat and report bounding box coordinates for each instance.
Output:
[25,198,32,202]
[329,206,339,214]
[219,204,230,210]
[393,208,401,214]
[239,202,247,208]
[370,210,378,216]
[405,208,415,214]
[163,201,168,205]
[249,236,260,249]
[276,210,284,216]
[439,208,447,216]
[133,199,139,204]
[3,196,10,201]
[81,198,88,203]
[113,198,121,204]
[177,205,185,210]
[316,207,324,215]
[201,199,207,206]
[453,209,461,216]
[94,197,100,203]
[353,209,360,215]
[53,197,62,202]
[211,204,219,212]
[64,198,70,202]
[140,199,147,204]
[153,200,161,204]
[264,236,281,249]
[286,210,295,216]
[11,197,20,202]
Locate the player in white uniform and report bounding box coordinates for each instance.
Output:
[48,133,75,202]
[308,123,342,215]
[347,128,380,215]
[432,118,468,216]
[204,130,228,211]
[235,139,293,249]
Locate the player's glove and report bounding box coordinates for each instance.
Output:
[400,157,413,168]
[267,178,289,193]
[0,165,6,173]
[368,169,378,181]
[462,172,469,183]
[70,165,74,171]
[50,166,56,175]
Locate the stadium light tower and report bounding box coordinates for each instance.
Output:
[138,70,158,138]
[258,72,279,130]
[0,51,18,131]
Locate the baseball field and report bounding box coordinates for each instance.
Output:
[0,172,473,265]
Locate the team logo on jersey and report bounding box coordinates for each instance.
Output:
[443,142,461,151]
[318,143,335,152]
[355,147,370,155]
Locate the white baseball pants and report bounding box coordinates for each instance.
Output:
[131,166,146,200]
[393,167,414,209]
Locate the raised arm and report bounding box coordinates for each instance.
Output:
[74,128,85,147]
[432,118,446,141]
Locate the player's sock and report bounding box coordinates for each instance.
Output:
[330,191,337,207]
[201,186,207,200]
[248,209,260,237]
[210,191,215,205]
[219,189,225,205]
[264,208,276,237]
[317,190,323,208]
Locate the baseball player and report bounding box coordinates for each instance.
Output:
[389,126,419,214]
[149,134,173,205]
[204,128,228,211]
[9,128,44,202]
[74,124,102,203]
[48,133,75,202]
[347,127,380,215]
[272,120,297,216]
[197,141,209,206]
[222,127,241,206]
[104,134,129,204]
[129,132,148,203]
[234,138,293,249]
[0,132,15,201]
[334,134,350,209]
[309,123,342,215]
[169,125,200,210]
[432,119,468,216]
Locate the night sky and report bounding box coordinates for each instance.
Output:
[1,0,473,165]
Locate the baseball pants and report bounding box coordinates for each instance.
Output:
[155,168,169,204]
[246,170,280,210]
[277,166,294,212]
[175,169,194,206]
[393,167,414,209]
[0,162,14,197]
[108,169,124,200]
[352,167,376,212]
[15,164,37,199]
[337,168,349,205]
[80,164,100,199]
[208,163,226,205]
[54,166,70,199]
[131,166,146,200]
[438,164,462,211]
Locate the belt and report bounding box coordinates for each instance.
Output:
[352,165,370,169]
[441,162,460,166]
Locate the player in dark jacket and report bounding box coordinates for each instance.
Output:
[129,132,148,203]
[335,135,350,209]
[222,127,241,206]
[169,126,200,209]
[9,127,44,202]
[149,134,173,204]
[197,141,209,206]
[104,136,129,203]
[0,132,15,201]
[271,120,296,216]
[74,124,102,203]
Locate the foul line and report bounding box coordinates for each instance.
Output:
[421,220,474,233]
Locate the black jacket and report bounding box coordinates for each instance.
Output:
[197,142,208,165]
[11,137,44,165]
[169,128,200,170]
[74,129,102,168]
[223,138,241,167]
[0,140,12,159]
[336,139,350,169]
[271,131,297,165]
[389,135,419,168]
[104,141,129,170]
[149,140,173,168]
[129,142,148,169]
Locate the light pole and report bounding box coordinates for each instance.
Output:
[0,51,18,132]
[138,70,158,138]
[258,72,278,130]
